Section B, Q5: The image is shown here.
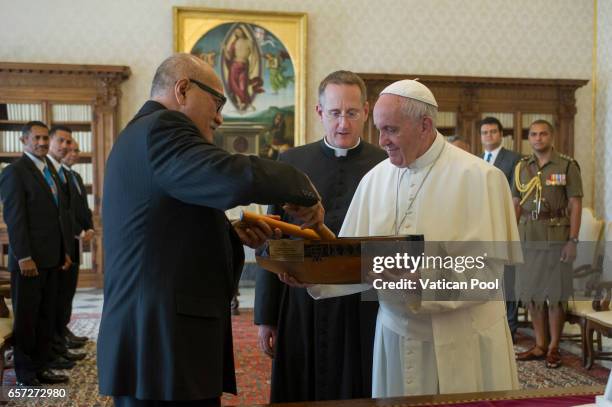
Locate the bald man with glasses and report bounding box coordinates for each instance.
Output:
[98,53,324,407]
[189,78,226,113]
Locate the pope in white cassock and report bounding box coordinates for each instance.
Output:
[306,80,522,397]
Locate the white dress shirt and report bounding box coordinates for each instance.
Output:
[483,145,502,165]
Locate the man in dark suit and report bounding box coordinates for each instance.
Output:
[97,53,323,407]
[255,71,386,402]
[46,126,88,369]
[61,139,95,345]
[0,121,73,385]
[480,117,521,184]
[479,116,522,339]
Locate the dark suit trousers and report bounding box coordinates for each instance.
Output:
[56,239,80,335]
[113,396,220,406]
[10,258,58,381]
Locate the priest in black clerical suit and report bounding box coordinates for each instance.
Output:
[255,71,387,402]
[97,54,322,406]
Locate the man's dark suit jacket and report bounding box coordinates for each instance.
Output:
[486,147,521,186]
[0,154,72,268]
[52,161,78,260]
[97,101,319,401]
[67,169,93,236]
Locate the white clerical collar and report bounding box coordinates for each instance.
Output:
[408,131,445,170]
[323,136,361,157]
[24,151,46,172]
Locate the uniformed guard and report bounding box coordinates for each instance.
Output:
[513,119,583,369]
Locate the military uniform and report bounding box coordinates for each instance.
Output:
[512,150,583,304]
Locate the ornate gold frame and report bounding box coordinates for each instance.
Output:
[173,6,307,147]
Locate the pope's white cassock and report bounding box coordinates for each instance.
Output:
[309,127,522,397]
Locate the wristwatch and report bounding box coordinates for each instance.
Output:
[569,237,579,244]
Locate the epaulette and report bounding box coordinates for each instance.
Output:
[517,156,530,166]
[559,153,581,172]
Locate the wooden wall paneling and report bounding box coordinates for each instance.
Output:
[358,73,587,157]
[514,111,523,155]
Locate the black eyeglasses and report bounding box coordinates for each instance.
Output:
[189,78,226,113]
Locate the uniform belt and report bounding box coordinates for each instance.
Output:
[520,208,567,220]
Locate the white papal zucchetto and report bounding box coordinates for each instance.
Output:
[380,79,438,108]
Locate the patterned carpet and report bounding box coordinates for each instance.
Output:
[514,331,609,389]
[223,313,271,406]
[0,310,271,406]
[2,312,109,406]
[1,302,610,405]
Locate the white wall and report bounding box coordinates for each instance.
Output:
[596,0,612,221]
[1,0,601,211]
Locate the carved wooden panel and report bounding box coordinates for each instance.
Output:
[359,73,587,157]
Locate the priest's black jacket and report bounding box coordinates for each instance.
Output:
[255,139,387,402]
[97,101,319,401]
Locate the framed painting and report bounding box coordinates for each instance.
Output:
[174,7,307,158]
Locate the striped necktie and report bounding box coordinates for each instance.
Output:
[485,152,492,163]
[58,166,67,184]
[43,166,59,206]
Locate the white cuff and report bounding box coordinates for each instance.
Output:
[307,283,370,300]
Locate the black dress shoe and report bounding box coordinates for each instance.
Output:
[52,342,68,355]
[65,337,86,349]
[16,378,41,386]
[65,328,88,343]
[37,369,68,384]
[62,349,86,361]
[47,356,75,370]
[52,344,85,361]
